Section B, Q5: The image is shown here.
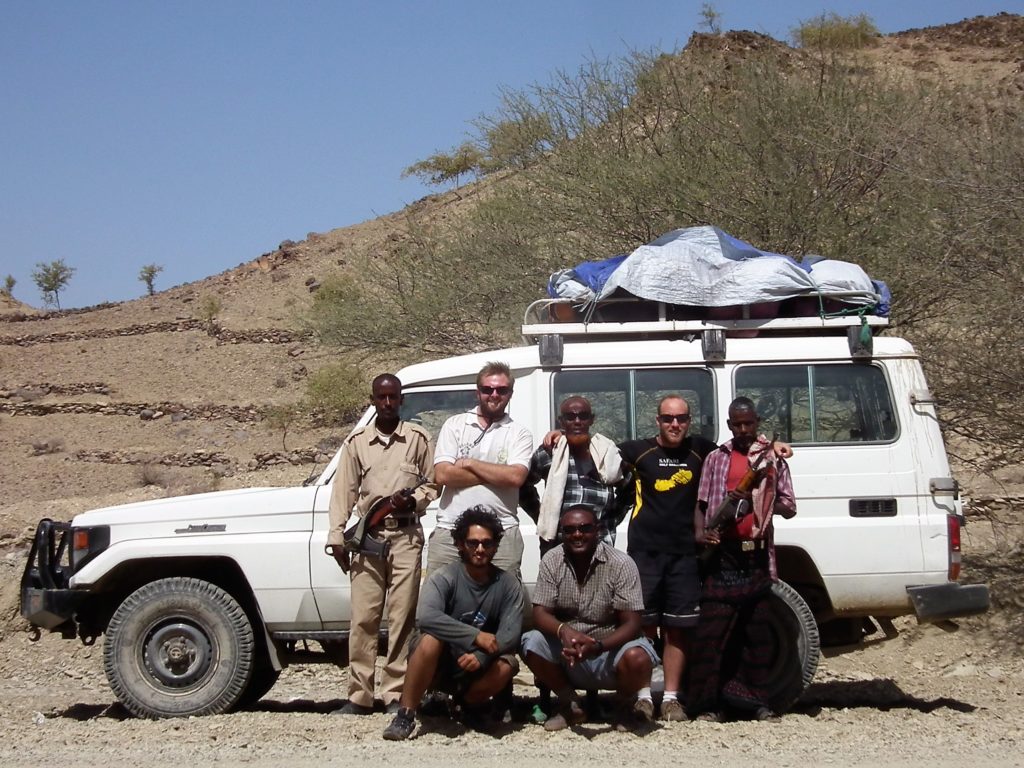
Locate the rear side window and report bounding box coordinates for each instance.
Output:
[553,368,716,443]
[735,364,897,444]
[401,390,477,440]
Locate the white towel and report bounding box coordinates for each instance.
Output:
[538,432,623,541]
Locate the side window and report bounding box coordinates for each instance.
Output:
[401,390,478,441]
[735,364,897,444]
[553,368,716,443]
[553,370,630,443]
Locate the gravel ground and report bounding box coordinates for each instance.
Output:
[1,613,1021,768]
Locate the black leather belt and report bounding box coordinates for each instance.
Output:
[720,538,768,553]
[373,514,418,530]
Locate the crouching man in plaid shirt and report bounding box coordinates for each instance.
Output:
[520,506,659,732]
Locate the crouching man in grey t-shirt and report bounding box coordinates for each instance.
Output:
[383,507,524,741]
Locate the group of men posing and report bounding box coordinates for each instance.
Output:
[326,362,796,741]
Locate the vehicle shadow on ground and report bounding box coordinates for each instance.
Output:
[793,678,976,715]
[53,702,131,721]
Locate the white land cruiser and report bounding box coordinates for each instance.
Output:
[21,302,989,718]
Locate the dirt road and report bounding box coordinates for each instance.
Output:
[1,610,1021,768]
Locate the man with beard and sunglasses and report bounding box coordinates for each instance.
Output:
[383,507,524,741]
[428,361,533,581]
[522,396,627,555]
[520,506,658,732]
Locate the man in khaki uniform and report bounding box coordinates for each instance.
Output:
[327,373,438,714]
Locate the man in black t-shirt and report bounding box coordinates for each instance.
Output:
[618,394,716,722]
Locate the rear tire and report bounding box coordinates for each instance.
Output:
[103,577,254,718]
[762,580,820,712]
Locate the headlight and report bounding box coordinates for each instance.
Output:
[71,526,110,572]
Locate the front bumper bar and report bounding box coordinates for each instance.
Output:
[21,519,82,633]
[907,582,990,623]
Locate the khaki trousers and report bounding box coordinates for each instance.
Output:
[347,524,424,707]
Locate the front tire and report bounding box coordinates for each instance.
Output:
[103,577,254,718]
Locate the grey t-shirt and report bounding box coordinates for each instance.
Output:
[417,560,524,666]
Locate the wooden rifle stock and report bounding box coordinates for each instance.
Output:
[700,435,777,561]
[343,477,428,557]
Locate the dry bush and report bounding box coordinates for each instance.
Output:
[29,437,64,456]
[792,12,880,50]
[195,294,223,324]
[137,463,170,488]
[302,363,367,426]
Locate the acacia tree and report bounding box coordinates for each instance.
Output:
[402,142,484,188]
[31,259,75,309]
[138,263,164,296]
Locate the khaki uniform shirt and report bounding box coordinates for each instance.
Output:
[327,419,438,546]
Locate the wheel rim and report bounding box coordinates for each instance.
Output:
[142,620,216,690]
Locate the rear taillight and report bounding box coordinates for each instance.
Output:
[947,515,962,581]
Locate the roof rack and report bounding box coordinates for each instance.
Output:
[522,298,888,364]
[523,298,887,339]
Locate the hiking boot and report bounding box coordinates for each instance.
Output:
[543,699,586,731]
[383,707,417,741]
[634,697,656,722]
[333,701,374,716]
[659,698,686,722]
[612,697,655,732]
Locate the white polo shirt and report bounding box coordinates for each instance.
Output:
[433,409,533,530]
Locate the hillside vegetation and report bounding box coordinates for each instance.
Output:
[309,15,1024,471]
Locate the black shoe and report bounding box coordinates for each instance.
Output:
[419,691,450,717]
[383,708,417,741]
[460,705,491,732]
[333,701,374,716]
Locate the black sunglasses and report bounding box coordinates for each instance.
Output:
[561,523,598,535]
[478,385,512,396]
[560,410,593,422]
[657,413,691,424]
[463,538,497,550]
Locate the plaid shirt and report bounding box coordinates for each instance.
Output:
[532,541,645,641]
[526,445,619,527]
[697,438,796,538]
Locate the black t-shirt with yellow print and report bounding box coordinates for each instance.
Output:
[618,436,717,556]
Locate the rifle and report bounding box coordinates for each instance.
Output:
[700,435,775,561]
[340,477,429,559]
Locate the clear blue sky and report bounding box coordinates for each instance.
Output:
[2,1,1020,309]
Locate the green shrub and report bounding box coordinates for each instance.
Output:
[303,363,367,426]
[195,294,223,323]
